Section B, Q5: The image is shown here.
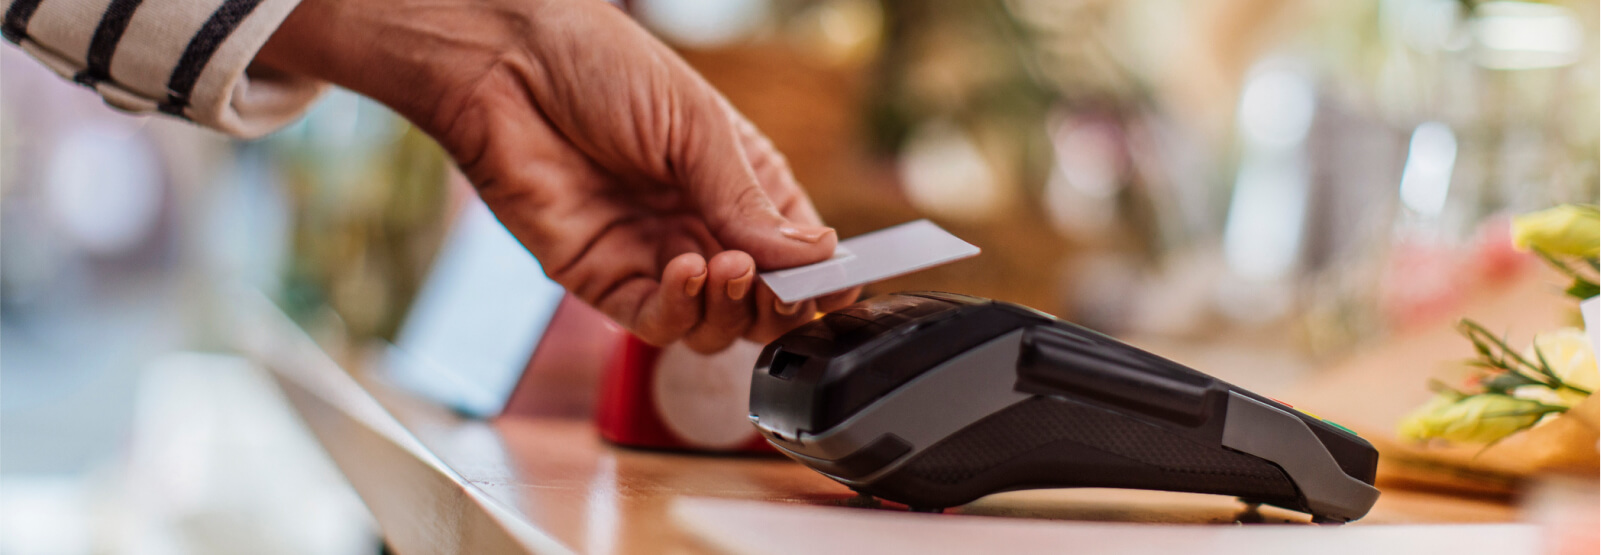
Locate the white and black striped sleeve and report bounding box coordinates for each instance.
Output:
[3,0,325,137]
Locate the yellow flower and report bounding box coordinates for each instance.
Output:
[1511,204,1599,258]
[1398,393,1460,441]
[1525,327,1598,405]
[1398,393,1552,444]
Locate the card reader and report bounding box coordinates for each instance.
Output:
[748,292,1380,522]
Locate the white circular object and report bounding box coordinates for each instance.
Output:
[1237,68,1315,150]
[43,126,163,255]
[651,340,766,449]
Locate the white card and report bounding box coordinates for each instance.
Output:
[759,219,980,303]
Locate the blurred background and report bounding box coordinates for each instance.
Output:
[2,0,1596,553]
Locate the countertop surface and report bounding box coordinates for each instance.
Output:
[236,290,1558,555]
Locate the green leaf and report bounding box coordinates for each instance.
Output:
[1458,320,1501,362]
[1530,248,1601,296]
[1482,405,1569,418]
[1532,344,1561,381]
[1482,371,1540,393]
[1566,278,1599,300]
[1426,378,1472,397]
[1456,319,1566,388]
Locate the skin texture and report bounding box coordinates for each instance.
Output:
[254,0,860,352]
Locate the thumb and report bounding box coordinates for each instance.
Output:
[671,84,836,270]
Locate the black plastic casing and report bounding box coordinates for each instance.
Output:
[750,291,1037,440]
[749,292,1379,518]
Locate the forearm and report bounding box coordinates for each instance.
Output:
[252,0,530,133]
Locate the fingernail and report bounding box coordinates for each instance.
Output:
[727,269,754,300]
[780,225,834,244]
[774,298,801,316]
[685,269,707,297]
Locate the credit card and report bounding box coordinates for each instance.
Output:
[759,219,980,303]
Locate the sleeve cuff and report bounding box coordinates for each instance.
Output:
[6,0,326,138]
[183,0,325,138]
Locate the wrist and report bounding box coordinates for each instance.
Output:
[252,0,356,85]
[253,0,534,131]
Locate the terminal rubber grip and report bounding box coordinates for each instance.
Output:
[859,395,1302,511]
[1015,326,1221,427]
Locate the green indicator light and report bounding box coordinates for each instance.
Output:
[1324,420,1358,437]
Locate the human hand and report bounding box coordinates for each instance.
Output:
[255,0,860,351]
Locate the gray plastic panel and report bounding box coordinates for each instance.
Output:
[759,330,1031,484]
[1220,392,1380,521]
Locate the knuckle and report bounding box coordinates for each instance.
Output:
[729,184,767,213]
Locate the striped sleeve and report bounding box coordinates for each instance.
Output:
[3,0,324,138]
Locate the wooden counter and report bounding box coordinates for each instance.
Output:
[231,290,1553,555]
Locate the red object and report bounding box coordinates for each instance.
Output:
[498,292,772,452]
[594,335,773,452]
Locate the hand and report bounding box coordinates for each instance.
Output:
[255,0,860,351]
